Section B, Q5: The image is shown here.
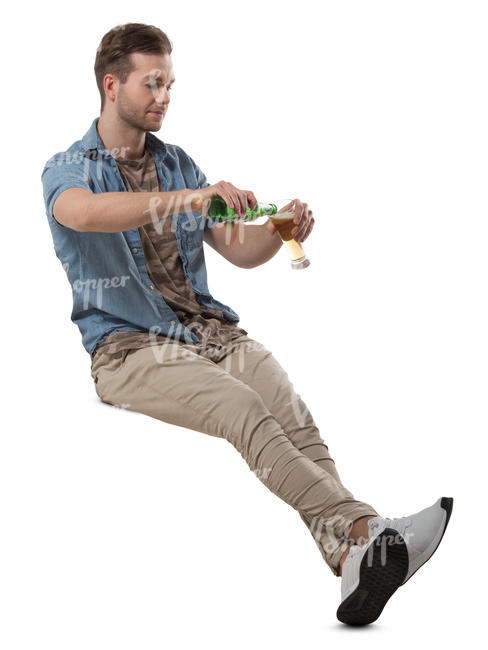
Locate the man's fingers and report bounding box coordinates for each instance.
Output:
[247,191,258,211]
[293,212,314,241]
[303,217,314,240]
[238,192,248,216]
[302,219,314,241]
[214,182,258,217]
[291,205,307,237]
[293,199,303,223]
[231,192,247,217]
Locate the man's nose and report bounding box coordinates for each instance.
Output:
[156,87,170,103]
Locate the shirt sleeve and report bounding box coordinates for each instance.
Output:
[200,178,217,232]
[41,153,93,228]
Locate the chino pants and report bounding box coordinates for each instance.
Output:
[90,334,381,576]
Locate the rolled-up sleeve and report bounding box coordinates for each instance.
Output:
[41,153,93,228]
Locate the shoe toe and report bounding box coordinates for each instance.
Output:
[402,496,453,584]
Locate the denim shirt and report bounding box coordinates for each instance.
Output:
[41,117,240,359]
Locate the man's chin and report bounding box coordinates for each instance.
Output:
[145,114,164,131]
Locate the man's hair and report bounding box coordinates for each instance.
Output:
[94,23,173,113]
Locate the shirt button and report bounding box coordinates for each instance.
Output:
[149,284,154,290]
[170,320,176,326]
[132,247,138,253]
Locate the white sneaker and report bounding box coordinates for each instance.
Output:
[337,527,409,625]
[365,496,454,585]
[336,496,454,625]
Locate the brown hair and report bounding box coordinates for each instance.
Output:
[94,23,173,113]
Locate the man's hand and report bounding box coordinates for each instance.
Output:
[265,198,315,241]
[189,181,258,218]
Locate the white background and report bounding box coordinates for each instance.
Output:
[2,0,486,647]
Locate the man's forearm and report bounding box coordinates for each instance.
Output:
[81,188,195,232]
[230,222,283,268]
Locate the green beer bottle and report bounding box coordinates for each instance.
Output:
[207,197,278,223]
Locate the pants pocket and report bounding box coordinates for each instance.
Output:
[92,350,128,402]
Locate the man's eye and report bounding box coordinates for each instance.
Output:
[145,84,172,91]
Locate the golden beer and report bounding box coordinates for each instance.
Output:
[270,205,311,269]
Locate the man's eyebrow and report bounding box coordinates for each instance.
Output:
[142,74,176,83]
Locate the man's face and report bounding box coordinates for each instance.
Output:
[112,51,175,132]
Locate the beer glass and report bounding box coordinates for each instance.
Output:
[269,199,311,270]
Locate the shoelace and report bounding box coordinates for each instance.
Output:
[343,515,414,575]
[346,545,364,561]
[369,516,412,535]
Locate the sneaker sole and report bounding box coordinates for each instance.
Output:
[336,527,409,626]
[401,496,454,586]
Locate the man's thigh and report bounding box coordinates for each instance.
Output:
[90,341,278,450]
[216,337,334,458]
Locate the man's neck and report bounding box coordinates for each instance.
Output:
[97,111,147,160]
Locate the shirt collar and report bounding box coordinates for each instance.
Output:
[80,116,166,157]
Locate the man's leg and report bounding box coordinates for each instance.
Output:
[213,335,382,576]
[91,340,377,575]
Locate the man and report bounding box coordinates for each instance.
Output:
[41,23,453,625]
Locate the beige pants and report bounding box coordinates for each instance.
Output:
[90,334,380,576]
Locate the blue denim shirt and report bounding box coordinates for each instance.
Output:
[41,117,240,359]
